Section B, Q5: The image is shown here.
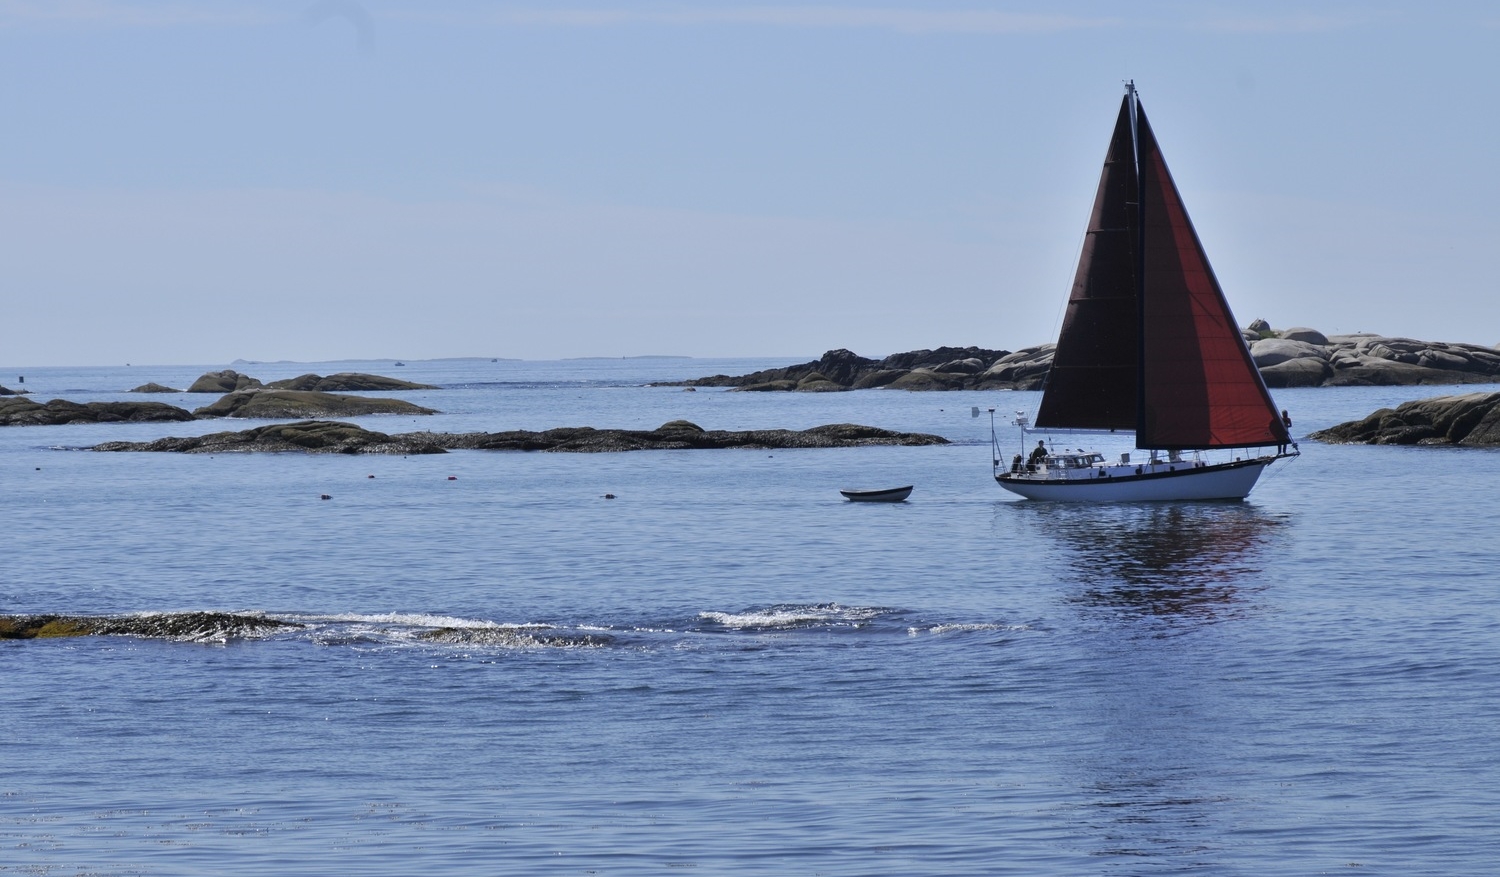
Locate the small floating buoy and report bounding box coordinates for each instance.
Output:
[367,474,375,479]
[320,494,332,500]
[602,493,616,499]
[447,476,457,481]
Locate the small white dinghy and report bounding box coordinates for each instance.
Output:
[839,485,913,503]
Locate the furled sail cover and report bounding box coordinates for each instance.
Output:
[1034,96,1140,431]
[1133,101,1290,450]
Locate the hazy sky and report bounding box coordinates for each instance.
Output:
[3,1,1497,366]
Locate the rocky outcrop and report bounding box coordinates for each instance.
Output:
[0,397,197,426]
[0,612,303,640]
[192,389,438,419]
[187,370,263,393]
[92,419,950,454]
[128,383,182,393]
[0,385,29,396]
[1310,392,1500,446]
[263,372,438,392]
[668,324,1500,391]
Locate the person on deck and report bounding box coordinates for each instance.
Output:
[1028,440,1047,470]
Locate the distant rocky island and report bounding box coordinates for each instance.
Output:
[91,420,949,455]
[664,322,1500,392]
[129,369,439,394]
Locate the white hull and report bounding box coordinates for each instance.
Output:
[996,457,1274,502]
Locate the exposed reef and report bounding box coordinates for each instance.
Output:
[417,627,614,647]
[92,420,445,454]
[666,323,1500,391]
[1309,392,1500,446]
[0,397,197,426]
[0,612,304,640]
[91,419,950,454]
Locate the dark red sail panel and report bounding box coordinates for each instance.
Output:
[1133,102,1289,450]
[1034,96,1140,432]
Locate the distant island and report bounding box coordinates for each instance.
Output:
[660,322,1500,392]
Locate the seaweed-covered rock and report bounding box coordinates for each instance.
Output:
[0,612,303,640]
[193,389,437,419]
[0,397,196,426]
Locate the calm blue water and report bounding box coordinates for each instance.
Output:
[4,358,1500,875]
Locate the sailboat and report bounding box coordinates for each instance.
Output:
[994,82,1296,502]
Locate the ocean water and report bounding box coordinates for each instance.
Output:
[4,358,1500,875]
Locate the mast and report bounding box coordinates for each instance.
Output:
[1127,80,1147,441]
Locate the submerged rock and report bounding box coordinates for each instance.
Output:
[192,389,437,419]
[0,612,303,640]
[418,627,613,647]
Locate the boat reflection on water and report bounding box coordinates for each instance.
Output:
[1005,501,1290,866]
[1008,502,1286,619]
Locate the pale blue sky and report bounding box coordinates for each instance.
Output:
[3,1,1497,366]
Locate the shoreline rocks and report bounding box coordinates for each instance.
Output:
[1310,392,1500,446]
[91,419,950,454]
[666,324,1500,391]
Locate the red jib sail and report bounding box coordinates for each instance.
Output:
[1035,87,1290,451]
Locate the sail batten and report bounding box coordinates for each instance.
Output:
[1033,85,1290,451]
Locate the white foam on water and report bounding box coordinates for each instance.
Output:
[699,603,887,630]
